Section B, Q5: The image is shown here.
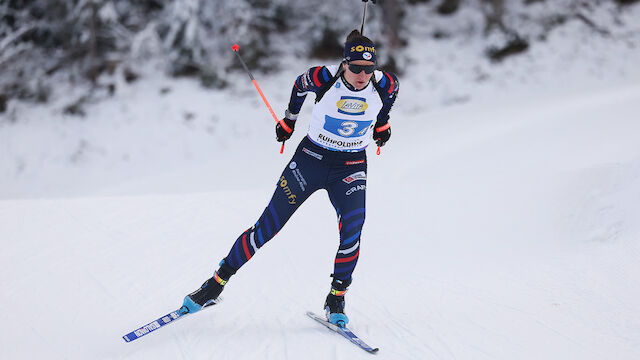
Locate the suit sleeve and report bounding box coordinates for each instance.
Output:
[375,71,400,126]
[287,66,333,115]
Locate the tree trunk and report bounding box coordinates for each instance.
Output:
[484,0,506,34]
[88,1,99,84]
[381,0,403,49]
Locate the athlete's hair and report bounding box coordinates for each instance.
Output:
[345,29,374,46]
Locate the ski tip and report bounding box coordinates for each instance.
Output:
[231,44,239,52]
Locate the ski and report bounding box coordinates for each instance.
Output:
[306,311,379,354]
[122,308,187,343]
[123,299,221,343]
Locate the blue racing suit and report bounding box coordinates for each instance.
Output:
[222,64,399,282]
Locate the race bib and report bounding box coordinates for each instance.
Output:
[323,115,373,138]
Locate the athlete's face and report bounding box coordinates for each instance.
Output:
[343,60,375,90]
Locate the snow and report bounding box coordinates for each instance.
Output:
[2,8,640,360]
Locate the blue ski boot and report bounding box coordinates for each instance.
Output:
[181,260,235,314]
[324,277,352,327]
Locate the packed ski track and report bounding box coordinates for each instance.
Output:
[2,10,640,359]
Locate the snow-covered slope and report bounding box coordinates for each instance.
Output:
[1,80,639,359]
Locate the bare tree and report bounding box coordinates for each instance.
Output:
[381,0,405,49]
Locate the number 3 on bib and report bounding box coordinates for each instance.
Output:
[324,116,373,138]
[338,121,358,136]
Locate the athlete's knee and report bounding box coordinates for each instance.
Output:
[338,207,365,246]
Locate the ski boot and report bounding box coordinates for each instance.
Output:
[181,260,236,314]
[324,277,352,327]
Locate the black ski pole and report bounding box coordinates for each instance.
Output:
[359,1,384,155]
[360,0,377,35]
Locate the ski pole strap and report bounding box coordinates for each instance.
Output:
[376,123,390,132]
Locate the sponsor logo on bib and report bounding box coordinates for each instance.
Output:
[337,96,368,116]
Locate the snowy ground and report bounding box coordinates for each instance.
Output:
[2,8,640,359]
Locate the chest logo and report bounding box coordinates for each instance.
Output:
[337,96,368,116]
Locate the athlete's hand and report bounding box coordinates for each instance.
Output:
[276,117,296,142]
[373,122,391,147]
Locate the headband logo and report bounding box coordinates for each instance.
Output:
[350,45,376,54]
[363,52,372,60]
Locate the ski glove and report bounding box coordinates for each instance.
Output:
[276,112,297,142]
[373,122,391,147]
